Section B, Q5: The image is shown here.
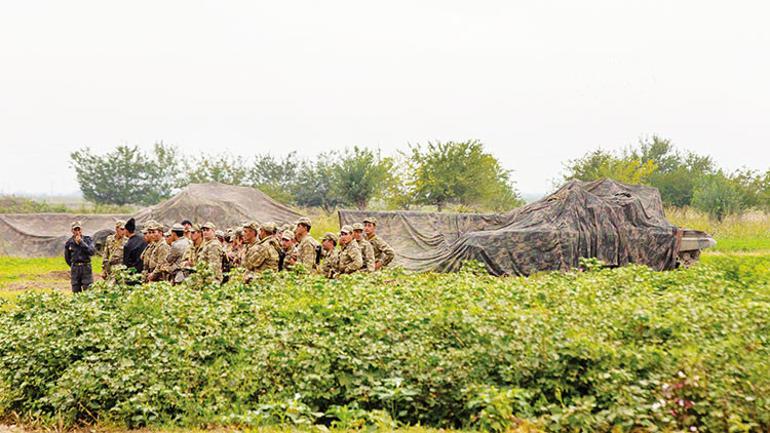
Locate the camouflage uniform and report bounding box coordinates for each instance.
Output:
[356,238,376,272]
[336,240,363,275]
[198,238,224,283]
[146,240,170,281]
[158,236,191,283]
[320,248,339,278]
[140,240,157,280]
[367,233,395,268]
[296,233,320,271]
[242,236,280,277]
[101,233,126,277]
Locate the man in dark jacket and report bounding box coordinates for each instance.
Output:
[122,218,148,275]
[64,221,96,293]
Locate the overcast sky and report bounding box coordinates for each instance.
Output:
[1,1,768,197]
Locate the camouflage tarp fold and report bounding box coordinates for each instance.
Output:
[339,179,680,275]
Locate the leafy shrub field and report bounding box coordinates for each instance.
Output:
[0,257,768,432]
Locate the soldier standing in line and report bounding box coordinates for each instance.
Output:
[101,219,126,279]
[352,223,376,272]
[64,221,96,293]
[122,218,147,276]
[181,223,203,274]
[279,229,298,271]
[158,223,191,284]
[140,223,158,281]
[241,221,280,281]
[294,217,320,272]
[320,232,339,278]
[145,222,171,282]
[335,225,363,276]
[199,222,225,283]
[363,217,395,270]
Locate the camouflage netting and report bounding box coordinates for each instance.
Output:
[0,214,130,257]
[0,183,302,257]
[339,179,681,276]
[131,183,301,228]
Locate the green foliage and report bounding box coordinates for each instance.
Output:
[407,140,524,211]
[1,257,769,432]
[183,153,250,186]
[0,196,69,213]
[692,172,748,221]
[563,149,657,185]
[70,143,182,205]
[330,147,394,210]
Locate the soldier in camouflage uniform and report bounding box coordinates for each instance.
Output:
[158,223,191,284]
[352,223,375,272]
[140,225,156,281]
[144,221,171,282]
[199,221,225,283]
[182,223,203,275]
[363,217,395,270]
[279,230,298,271]
[294,217,320,272]
[101,219,126,279]
[225,228,243,268]
[320,232,339,278]
[241,221,280,281]
[336,225,363,275]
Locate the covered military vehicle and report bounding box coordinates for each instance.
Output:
[339,179,715,276]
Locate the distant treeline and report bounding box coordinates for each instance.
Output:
[562,136,769,220]
[69,137,769,220]
[70,140,523,212]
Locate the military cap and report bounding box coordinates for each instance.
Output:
[362,217,377,226]
[114,219,126,229]
[171,223,185,232]
[141,227,149,235]
[261,221,277,233]
[164,230,172,237]
[352,222,364,231]
[340,225,354,235]
[279,223,292,233]
[146,220,163,231]
[201,221,216,230]
[71,221,83,229]
[188,223,201,232]
[235,227,244,236]
[281,230,294,241]
[296,217,312,227]
[242,221,259,232]
[215,230,225,238]
[322,232,339,243]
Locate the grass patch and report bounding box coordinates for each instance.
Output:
[666,207,770,252]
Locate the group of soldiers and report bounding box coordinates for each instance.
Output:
[99,216,395,285]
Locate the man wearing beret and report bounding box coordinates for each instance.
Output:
[65,221,96,293]
[101,219,126,279]
[336,225,363,275]
[122,218,148,276]
[363,217,395,270]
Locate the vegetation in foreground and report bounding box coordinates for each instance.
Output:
[0,255,768,432]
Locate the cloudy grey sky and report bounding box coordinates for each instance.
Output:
[1,0,768,196]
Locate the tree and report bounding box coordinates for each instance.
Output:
[293,154,340,212]
[183,154,250,186]
[563,149,657,185]
[408,140,523,211]
[692,172,747,221]
[249,152,301,204]
[330,146,394,210]
[70,144,181,205]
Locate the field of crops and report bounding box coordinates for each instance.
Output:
[0,252,768,432]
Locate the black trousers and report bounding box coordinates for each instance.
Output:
[70,263,93,293]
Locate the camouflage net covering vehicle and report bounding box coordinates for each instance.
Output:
[340,179,715,276]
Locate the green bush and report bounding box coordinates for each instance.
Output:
[0,257,769,432]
